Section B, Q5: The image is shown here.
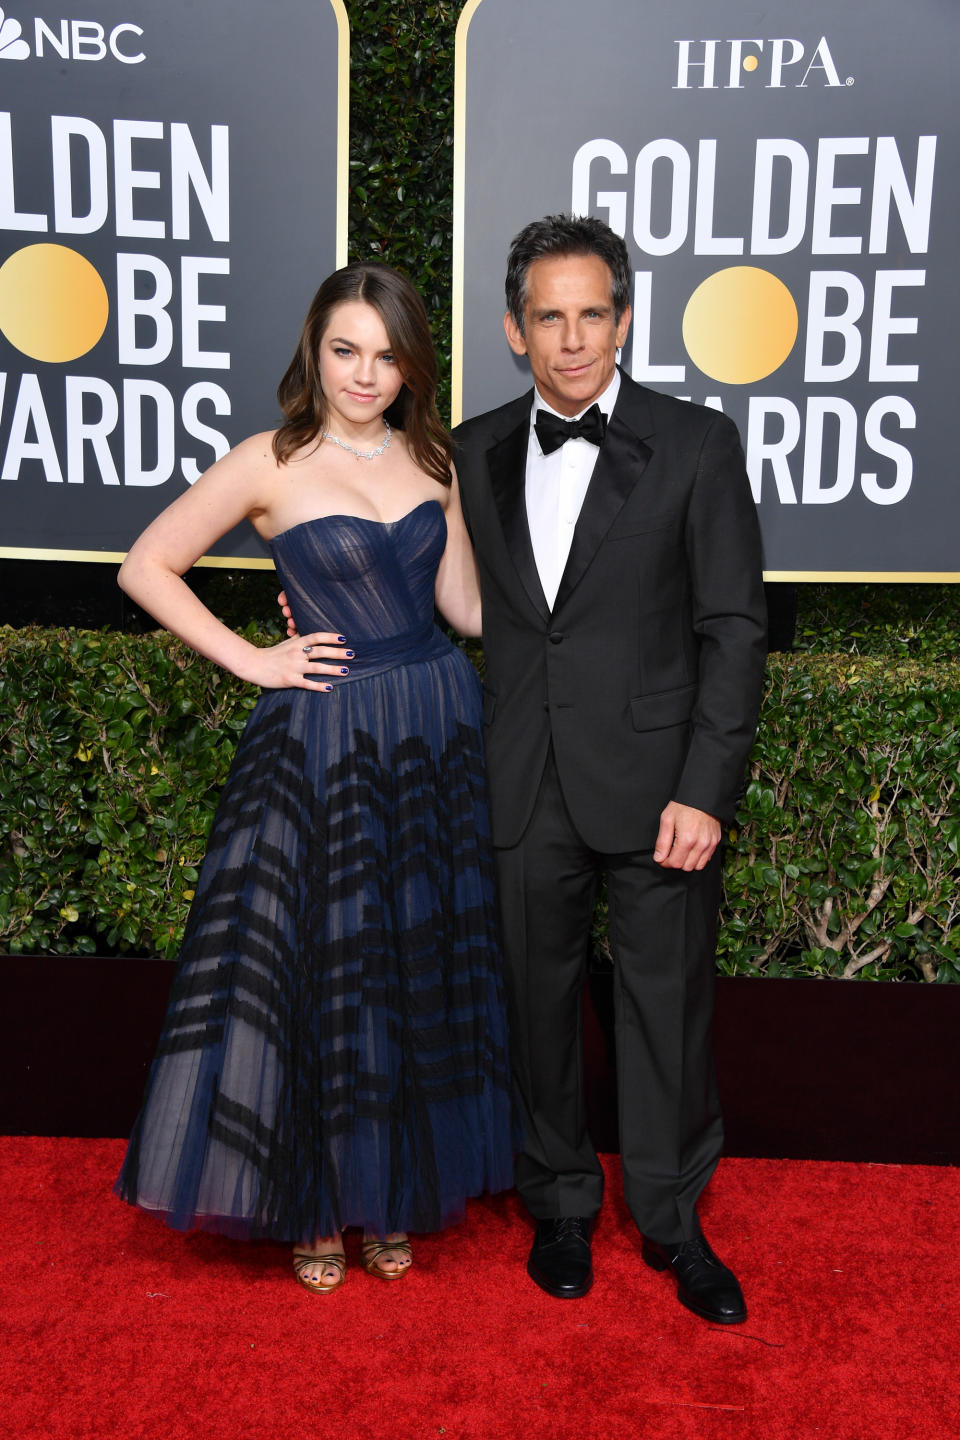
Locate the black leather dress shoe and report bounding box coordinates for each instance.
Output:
[641,1235,747,1324]
[527,1217,594,1298]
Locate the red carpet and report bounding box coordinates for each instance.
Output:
[4,1139,958,1440]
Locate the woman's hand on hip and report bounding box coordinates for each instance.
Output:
[243,632,352,690]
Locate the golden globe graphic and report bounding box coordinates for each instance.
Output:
[681,267,799,386]
[0,244,109,362]
[455,0,957,576]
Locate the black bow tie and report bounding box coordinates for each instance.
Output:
[534,403,607,455]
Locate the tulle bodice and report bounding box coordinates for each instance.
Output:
[270,499,452,679]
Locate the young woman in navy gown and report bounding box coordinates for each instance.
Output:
[115,264,513,1293]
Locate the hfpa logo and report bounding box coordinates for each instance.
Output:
[674,37,853,90]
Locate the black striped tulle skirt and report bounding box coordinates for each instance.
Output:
[115,648,514,1242]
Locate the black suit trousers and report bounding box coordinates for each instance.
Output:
[495,750,724,1243]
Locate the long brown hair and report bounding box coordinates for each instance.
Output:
[272,263,452,484]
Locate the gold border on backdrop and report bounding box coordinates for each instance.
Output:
[332,0,350,269]
[0,546,275,569]
[8,0,350,572]
[764,572,959,583]
[451,0,485,429]
[1,541,955,582]
[448,0,957,582]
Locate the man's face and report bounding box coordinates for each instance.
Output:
[504,253,631,417]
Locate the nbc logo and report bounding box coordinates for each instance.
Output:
[0,8,29,57]
[0,8,145,62]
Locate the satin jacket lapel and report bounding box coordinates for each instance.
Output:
[487,412,551,622]
[552,385,654,614]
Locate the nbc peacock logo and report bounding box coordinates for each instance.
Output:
[0,8,30,58]
[0,9,145,61]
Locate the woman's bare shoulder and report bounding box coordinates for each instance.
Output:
[230,430,282,468]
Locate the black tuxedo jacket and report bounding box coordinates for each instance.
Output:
[453,371,768,853]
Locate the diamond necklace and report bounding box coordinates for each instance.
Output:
[321,419,391,461]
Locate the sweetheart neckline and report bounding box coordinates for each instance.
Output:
[269,498,442,546]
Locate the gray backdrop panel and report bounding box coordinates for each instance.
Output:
[0,0,345,562]
[456,0,956,575]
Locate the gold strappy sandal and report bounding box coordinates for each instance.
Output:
[293,1250,347,1295]
[361,1238,413,1282]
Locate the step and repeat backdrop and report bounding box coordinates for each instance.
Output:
[1,1,955,576]
[0,0,347,565]
[453,0,956,578]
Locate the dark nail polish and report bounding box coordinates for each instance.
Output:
[323,684,333,692]
[336,636,346,643]
[345,650,355,659]
[339,667,349,674]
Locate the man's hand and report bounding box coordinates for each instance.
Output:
[278,590,298,639]
[275,592,353,681]
[654,801,721,871]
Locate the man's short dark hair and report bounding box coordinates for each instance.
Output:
[505,214,632,334]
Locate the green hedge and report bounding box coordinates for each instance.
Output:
[794,584,960,662]
[0,629,254,959]
[720,656,960,982]
[347,0,457,413]
[2,627,958,979]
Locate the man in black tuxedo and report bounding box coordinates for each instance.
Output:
[452,215,767,1321]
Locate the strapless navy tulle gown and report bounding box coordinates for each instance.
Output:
[116,499,514,1241]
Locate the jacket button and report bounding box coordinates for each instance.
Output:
[543,701,550,711]
[548,632,563,645]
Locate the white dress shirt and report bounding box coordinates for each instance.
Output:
[525,370,621,610]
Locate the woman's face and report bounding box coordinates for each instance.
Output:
[317,300,405,431]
